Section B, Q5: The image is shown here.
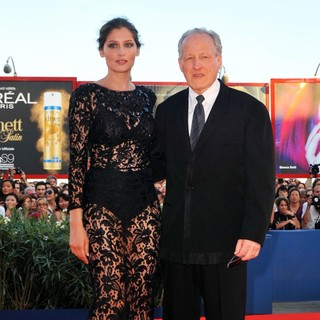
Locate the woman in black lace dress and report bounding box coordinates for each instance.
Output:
[68,18,161,320]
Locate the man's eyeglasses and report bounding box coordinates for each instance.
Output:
[46,190,53,195]
[307,194,313,198]
[227,255,246,268]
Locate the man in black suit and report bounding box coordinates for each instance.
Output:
[154,28,275,320]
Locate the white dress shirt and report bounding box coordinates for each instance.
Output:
[188,79,220,135]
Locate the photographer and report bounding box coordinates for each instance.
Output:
[271,197,300,230]
[8,168,30,189]
[305,164,320,190]
[302,185,320,229]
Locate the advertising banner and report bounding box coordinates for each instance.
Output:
[227,82,269,111]
[78,81,269,110]
[0,77,76,178]
[271,78,320,177]
[0,78,267,179]
[135,81,269,110]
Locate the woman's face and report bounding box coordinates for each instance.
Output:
[2,181,14,195]
[45,188,55,201]
[14,183,21,194]
[22,197,32,209]
[5,195,18,209]
[31,198,37,210]
[58,197,69,210]
[100,27,140,75]
[36,200,48,214]
[278,200,288,214]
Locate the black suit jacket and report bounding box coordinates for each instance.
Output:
[154,81,275,264]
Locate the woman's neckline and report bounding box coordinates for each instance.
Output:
[93,82,137,93]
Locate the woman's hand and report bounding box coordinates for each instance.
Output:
[288,219,296,226]
[69,209,89,264]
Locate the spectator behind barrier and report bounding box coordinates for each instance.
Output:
[302,185,320,229]
[35,181,46,199]
[46,175,58,187]
[271,197,301,230]
[288,188,303,222]
[0,179,15,206]
[275,184,288,198]
[54,192,69,221]
[3,193,20,218]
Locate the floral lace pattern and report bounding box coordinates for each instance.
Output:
[68,83,157,211]
[84,203,161,320]
[68,83,161,319]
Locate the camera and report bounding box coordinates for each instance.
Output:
[278,178,284,184]
[315,220,320,229]
[15,167,22,174]
[309,164,320,175]
[312,195,320,211]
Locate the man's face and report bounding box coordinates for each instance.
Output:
[314,186,320,196]
[36,185,46,197]
[306,190,313,198]
[48,178,57,186]
[178,33,222,94]
[306,190,313,204]
[26,188,36,196]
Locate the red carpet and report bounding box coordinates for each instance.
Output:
[245,314,320,320]
[155,314,320,320]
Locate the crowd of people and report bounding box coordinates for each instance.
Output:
[0,168,69,222]
[271,176,320,230]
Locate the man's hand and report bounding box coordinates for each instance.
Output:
[234,239,261,262]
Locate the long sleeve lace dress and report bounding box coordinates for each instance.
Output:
[68,83,161,320]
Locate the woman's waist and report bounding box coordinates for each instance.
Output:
[89,143,151,171]
[83,167,157,206]
[88,165,151,175]
[89,159,151,172]
[85,166,153,189]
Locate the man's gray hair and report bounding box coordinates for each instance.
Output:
[178,28,222,57]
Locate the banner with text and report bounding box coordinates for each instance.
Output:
[0,77,76,178]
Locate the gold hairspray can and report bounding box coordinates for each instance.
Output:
[43,92,62,170]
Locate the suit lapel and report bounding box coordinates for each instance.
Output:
[175,89,192,154]
[194,83,230,152]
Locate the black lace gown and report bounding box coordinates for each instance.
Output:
[68,83,161,320]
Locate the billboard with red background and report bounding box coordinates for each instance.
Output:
[0,77,76,179]
[271,78,320,177]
